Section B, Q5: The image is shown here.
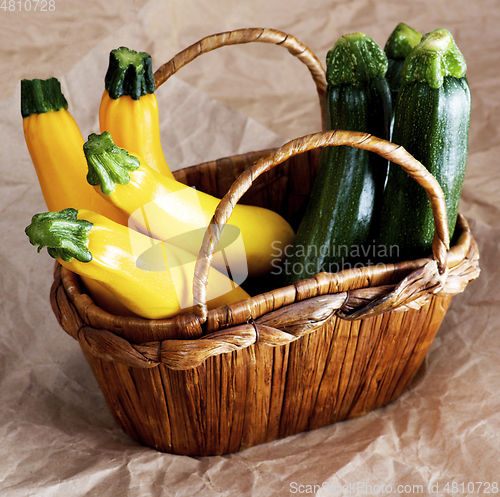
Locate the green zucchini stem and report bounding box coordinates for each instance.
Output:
[384,23,422,99]
[385,23,422,60]
[402,28,467,89]
[326,32,388,86]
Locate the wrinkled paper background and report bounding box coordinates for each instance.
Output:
[1,0,499,495]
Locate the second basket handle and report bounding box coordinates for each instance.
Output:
[154,27,327,128]
[192,130,451,323]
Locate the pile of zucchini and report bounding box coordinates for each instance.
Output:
[283,24,471,284]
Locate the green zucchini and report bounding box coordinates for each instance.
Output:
[282,33,391,284]
[376,28,471,262]
[384,23,422,103]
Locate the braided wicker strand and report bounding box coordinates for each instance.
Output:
[52,231,478,370]
[154,28,327,127]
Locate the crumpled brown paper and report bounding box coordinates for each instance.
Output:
[1,0,499,495]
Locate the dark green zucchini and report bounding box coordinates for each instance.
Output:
[376,28,471,262]
[282,33,391,284]
[384,23,422,103]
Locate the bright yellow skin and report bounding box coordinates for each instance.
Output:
[23,109,127,225]
[99,90,175,179]
[93,151,296,278]
[59,210,250,320]
[23,107,134,314]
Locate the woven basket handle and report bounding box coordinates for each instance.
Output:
[153,29,449,322]
[154,27,327,127]
[192,130,450,323]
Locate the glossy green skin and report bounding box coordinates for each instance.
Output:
[376,76,471,261]
[384,23,422,101]
[283,76,391,283]
[386,58,406,101]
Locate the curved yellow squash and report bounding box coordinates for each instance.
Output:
[25,208,251,320]
[23,106,127,225]
[84,132,295,278]
[99,90,175,179]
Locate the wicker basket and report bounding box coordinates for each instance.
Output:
[50,28,480,456]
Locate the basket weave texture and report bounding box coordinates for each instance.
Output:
[50,28,480,455]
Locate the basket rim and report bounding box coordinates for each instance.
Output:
[51,206,479,337]
[50,214,479,370]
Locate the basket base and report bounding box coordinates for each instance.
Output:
[80,294,451,456]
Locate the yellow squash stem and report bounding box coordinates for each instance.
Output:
[99,47,175,179]
[84,132,296,279]
[25,208,251,320]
